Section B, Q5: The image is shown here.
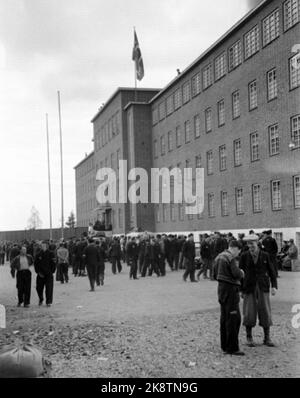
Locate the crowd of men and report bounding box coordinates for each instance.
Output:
[1,229,298,356]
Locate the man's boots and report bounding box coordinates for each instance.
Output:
[263,327,275,347]
[246,327,256,347]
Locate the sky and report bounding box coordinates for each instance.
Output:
[0,0,255,231]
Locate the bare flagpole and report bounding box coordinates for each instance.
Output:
[45,113,53,240]
[57,91,64,240]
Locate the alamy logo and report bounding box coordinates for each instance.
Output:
[95,160,204,215]
[291,304,300,329]
[0,304,6,329]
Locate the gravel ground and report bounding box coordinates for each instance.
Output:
[0,264,299,378]
[1,301,299,378]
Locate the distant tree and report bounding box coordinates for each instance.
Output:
[66,211,76,229]
[27,206,42,230]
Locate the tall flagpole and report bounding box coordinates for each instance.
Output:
[134,27,137,102]
[45,113,53,240]
[57,91,64,240]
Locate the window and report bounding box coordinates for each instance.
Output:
[249,80,258,110]
[176,125,182,147]
[168,131,173,152]
[116,149,120,168]
[160,135,166,155]
[267,68,278,100]
[205,108,212,133]
[118,208,123,228]
[179,204,184,221]
[250,132,259,161]
[234,139,242,166]
[152,108,158,125]
[236,188,244,215]
[215,52,227,81]
[219,145,227,171]
[244,25,260,59]
[291,115,300,148]
[294,175,300,208]
[166,95,174,116]
[192,72,201,96]
[232,91,240,119]
[218,99,225,126]
[228,40,242,71]
[208,193,215,217]
[194,114,201,138]
[156,205,161,223]
[252,184,262,213]
[263,9,280,46]
[271,180,282,210]
[290,54,300,90]
[284,0,299,31]
[207,150,213,175]
[182,82,191,104]
[159,102,166,120]
[111,153,115,169]
[203,63,213,89]
[163,204,167,222]
[174,88,182,110]
[154,140,158,158]
[221,191,229,216]
[185,120,191,143]
[269,124,280,156]
[195,155,202,169]
[170,204,176,222]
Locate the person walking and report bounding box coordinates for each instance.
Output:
[57,243,69,284]
[82,239,100,291]
[127,237,139,280]
[182,234,197,282]
[95,239,106,286]
[239,235,278,347]
[34,241,56,307]
[214,240,245,356]
[10,246,34,308]
[198,234,213,280]
[109,237,122,274]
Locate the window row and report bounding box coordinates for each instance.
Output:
[94,111,121,151]
[77,157,94,178]
[152,1,300,125]
[155,176,300,222]
[154,114,300,161]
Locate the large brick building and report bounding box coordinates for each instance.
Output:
[75,0,300,247]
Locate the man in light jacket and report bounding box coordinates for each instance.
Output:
[11,246,34,308]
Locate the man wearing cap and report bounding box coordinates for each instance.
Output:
[182,234,197,282]
[34,241,56,307]
[214,240,245,355]
[239,234,278,347]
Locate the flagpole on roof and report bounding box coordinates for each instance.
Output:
[57,90,65,241]
[134,27,137,102]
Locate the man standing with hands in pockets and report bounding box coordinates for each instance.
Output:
[214,240,245,356]
[239,235,278,347]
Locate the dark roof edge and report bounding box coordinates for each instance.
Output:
[91,87,161,123]
[74,151,95,170]
[150,0,270,104]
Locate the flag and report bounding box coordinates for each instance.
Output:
[132,29,144,81]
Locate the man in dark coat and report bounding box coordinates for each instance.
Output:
[182,234,197,282]
[109,237,122,274]
[126,237,139,280]
[262,230,279,277]
[148,237,161,277]
[83,239,100,291]
[11,246,34,307]
[199,234,213,280]
[214,240,244,355]
[95,239,106,286]
[239,235,278,347]
[34,241,56,307]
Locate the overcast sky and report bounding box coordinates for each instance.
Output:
[0,0,254,232]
